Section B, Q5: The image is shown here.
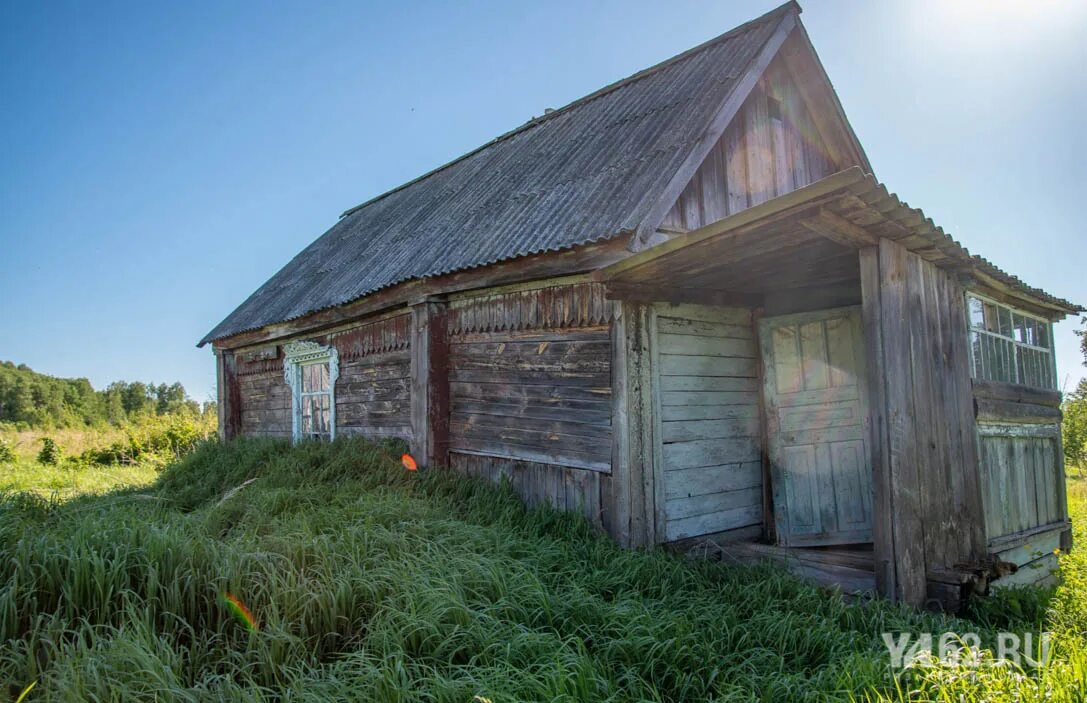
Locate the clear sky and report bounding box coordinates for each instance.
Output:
[2,0,1084,403]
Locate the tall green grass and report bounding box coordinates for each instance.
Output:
[1,437,1084,701]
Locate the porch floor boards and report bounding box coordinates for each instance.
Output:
[684,535,878,597]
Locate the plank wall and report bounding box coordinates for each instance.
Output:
[652,303,763,541]
[971,378,1068,588]
[447,282,613,522]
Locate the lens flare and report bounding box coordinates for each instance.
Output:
[223,591,258,632]
[15,681,36,703]
[401,453,418,471]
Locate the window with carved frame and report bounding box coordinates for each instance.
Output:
[283,341,338,442]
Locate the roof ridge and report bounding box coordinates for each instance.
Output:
[337,1,800,220]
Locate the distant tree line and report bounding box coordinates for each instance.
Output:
[0,360,213,429]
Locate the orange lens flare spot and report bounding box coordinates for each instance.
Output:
[401,453,418,471]
[223,591,258,632]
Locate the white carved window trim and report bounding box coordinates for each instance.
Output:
[283,341,339,442]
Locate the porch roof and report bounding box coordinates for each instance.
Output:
[595,167,1082,319]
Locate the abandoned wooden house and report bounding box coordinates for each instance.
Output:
[200,2,1081,608]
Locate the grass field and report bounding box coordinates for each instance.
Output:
[1,438,1084,702]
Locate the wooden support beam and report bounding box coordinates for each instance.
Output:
[799,208,877,248]
[410,298,450,468]
[604,283,761,308]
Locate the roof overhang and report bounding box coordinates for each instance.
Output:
[596,167,1082,319]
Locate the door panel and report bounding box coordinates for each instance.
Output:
[759,307,873,546]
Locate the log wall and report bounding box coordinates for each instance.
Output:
[446,281,613,526]
[231,312,414,442]
[235,352,291,438]
[330,314,413,441]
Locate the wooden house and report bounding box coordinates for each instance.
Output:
[200,2,1081,608]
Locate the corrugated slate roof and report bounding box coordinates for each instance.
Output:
[200,3,795,345]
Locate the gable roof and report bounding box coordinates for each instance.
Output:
[200,2,800,345]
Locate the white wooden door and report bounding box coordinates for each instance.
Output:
[759,307,873,546]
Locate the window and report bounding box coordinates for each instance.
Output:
[283,341,338,441]
[966,294,1055,389]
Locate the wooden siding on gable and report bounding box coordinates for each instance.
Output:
[652,304,763,542]
[662,53,837,233]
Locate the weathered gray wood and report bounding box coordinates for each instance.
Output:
[976,399,1062,424]
[990,553,1060,591]
[663,462,763,498]
[608,300,632,544]
[650,303,763,543]
[971,379,1062,408]
[658,333,755,358]
[656,317,753,340]
[409,300,448,467]
[666,504,763,541]
[665,486,763,520]
[799,209,876,249]
[744,84,775,207]
[659,355,757,378]
[631,9,797,250]
[878,239,926,605]
[760,306,873,548]
[663,437,761,470]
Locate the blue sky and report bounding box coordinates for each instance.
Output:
[1,0,1084,402]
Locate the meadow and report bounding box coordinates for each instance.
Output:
[0,436,1085,702]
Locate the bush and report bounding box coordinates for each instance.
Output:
[0,438,14,464]
[37,437,61,465]
[1062,381,1087,472]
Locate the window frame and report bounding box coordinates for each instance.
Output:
[283,341,339,442]
[965,292,1056,390]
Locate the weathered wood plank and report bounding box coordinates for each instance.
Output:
[971,379,1062,408]
[976,399,1062,424]
[878,238,926,605]
[662,418,760,443]
[659,355,757,378]
[661,403,760,422]
[657,333,756,358]
[656,317,753,340]
[662,437,761,470]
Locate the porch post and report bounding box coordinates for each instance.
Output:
[859,242,927,606]
[610,300,658,547]
[859,247,896,601]
[409,298,450,468]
